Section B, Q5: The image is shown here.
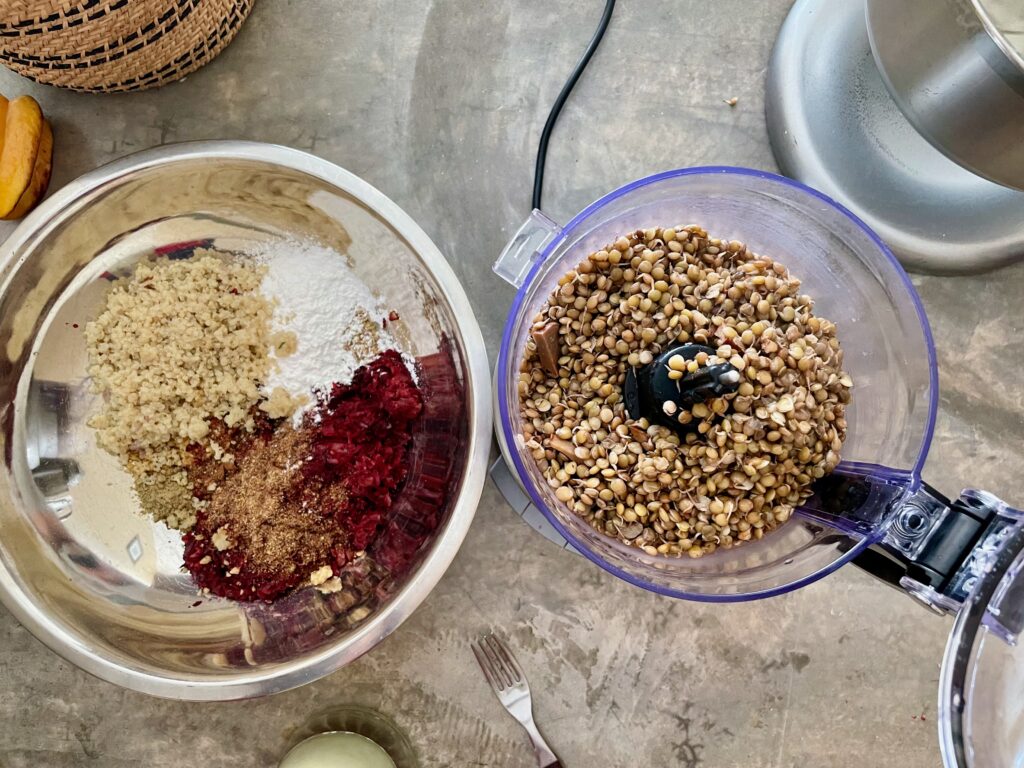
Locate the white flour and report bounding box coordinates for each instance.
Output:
[254,240,397,423]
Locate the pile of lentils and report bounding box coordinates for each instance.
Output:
[518,225,853,558]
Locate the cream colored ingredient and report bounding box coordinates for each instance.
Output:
[86,253,271,459]
[84,252,274,527]
[260,385,307,420]
[309,565,334,586]
[212,526,232,551]
[315,577,343,594]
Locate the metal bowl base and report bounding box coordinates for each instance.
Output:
[766,0,1024,274]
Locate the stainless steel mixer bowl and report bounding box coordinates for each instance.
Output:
[866,0,1024,190]
[0,142,491,700]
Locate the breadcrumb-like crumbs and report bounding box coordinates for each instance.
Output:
[85,252,293,527]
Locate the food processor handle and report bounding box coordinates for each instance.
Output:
[493,210,562,288]
[850,483,1024,616]
[494,449,1024,619]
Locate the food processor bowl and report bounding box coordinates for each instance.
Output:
[938,521,1024,768]
[495,167,937,601]
[0,142,491,699]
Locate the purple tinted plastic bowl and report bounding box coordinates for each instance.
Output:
[497,167,938,601]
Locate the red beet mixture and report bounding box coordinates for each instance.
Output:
[305,349,424,551]
[182,350,423,601]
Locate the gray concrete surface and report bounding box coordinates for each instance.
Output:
[1,0,1022,766]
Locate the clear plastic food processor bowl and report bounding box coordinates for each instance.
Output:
[495,167,938,601]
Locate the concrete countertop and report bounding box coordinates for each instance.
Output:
[1,1,1022,766]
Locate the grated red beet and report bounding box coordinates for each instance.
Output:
[183,350,425,602]
[306,349,423,554]
[371,342,466,573]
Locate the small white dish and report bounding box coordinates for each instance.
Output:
[278,731,397,768]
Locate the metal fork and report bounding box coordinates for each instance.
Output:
[472,632,562,767]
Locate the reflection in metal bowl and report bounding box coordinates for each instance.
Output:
[0,142,491,700]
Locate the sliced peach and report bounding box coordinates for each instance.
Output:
[0,96,44,218]
[3,119,53,221]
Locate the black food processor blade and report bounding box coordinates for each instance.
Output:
[624,344,741,433]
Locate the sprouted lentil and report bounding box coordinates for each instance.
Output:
[518,226,852,557]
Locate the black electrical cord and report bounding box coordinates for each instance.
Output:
[532,0,617,211]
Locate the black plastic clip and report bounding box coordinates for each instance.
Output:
[854,483,1017,614]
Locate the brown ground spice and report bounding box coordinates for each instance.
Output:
[186,422,349,595]
[133,473,196,530]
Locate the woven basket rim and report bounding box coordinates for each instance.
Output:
[0,0,253,93]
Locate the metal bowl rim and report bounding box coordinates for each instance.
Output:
[0,140,493,700]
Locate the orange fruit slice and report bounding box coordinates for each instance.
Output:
[0,95,45,218]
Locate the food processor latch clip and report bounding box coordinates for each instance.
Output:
[493,210,561,288]
[855,484,1024,616]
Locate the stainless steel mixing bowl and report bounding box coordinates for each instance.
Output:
[866,0,1024,190]
[0,141,491,700]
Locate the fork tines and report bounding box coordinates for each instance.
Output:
[472,632,525,692]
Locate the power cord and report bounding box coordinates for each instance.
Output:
[532,0,617,211]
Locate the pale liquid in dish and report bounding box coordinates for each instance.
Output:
[278,732,396,768]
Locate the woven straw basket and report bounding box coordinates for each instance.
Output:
[0,0,254,93]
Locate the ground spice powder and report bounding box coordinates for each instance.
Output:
[183,349,424,602]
